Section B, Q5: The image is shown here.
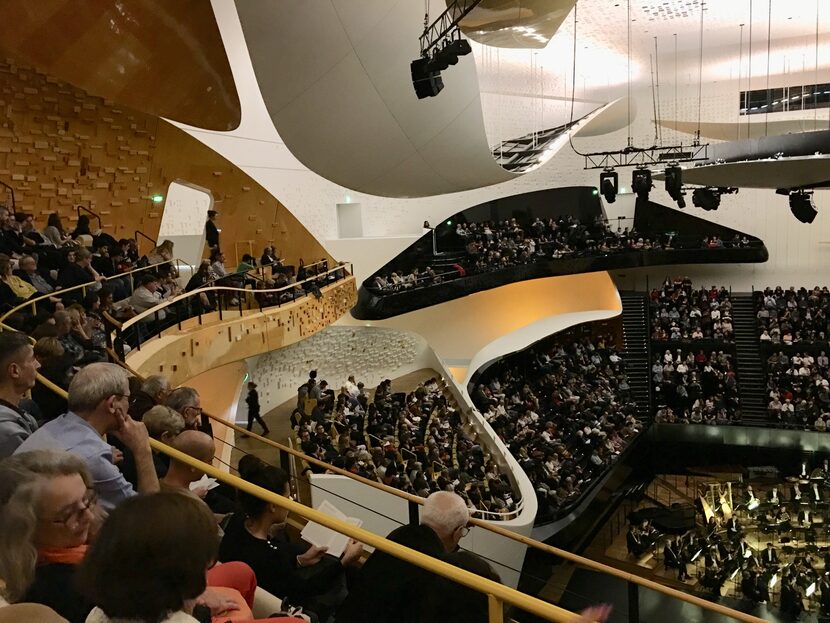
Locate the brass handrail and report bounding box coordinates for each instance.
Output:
[18,352,768,622]
[0,257,193,324]
[149,438,579,623]
[10,373,581,623]
[117,261,351,331]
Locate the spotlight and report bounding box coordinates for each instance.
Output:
[600,169,618,204]
[790,190,817,223]
[631,168,652,201]
[664,165,685,208]
[692,187,721,211]
[410,57,444,99]
[430,38,471,72]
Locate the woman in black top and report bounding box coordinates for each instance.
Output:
[218,456,362,620]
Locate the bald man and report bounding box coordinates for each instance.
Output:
[159,429,215,494]
[337,491,471,623]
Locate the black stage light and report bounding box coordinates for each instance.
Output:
[692,187,721,211]
[599,170,618,204]
[631,168,653,201]
[410,57,444,99]
[664,165,685,208]
[447,38,472,58]
[790,191,817,224]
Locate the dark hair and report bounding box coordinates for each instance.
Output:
[237,455,290,518]
[140,273,159,286]
[76,492,218,621]
[0,332,32,377]
[47,213,64,233]
[419,551,503,623]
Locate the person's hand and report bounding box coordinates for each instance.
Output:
[576,604,612,623]
[110,409,150,455]
[340,539,364,566]
[196,588,240,616]
[96,275,106,283]
[192,486,209,499]
[110,446,124,464]
[297,545,328,567]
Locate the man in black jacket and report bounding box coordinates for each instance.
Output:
[205,210,220,251]
[336,491,471,623]
[245,381,269,435]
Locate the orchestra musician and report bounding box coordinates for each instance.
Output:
[725,515,741,540]
[819,574,830,615]
[792,482,803,502]
[767,486,782,506]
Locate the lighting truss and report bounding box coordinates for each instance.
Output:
[583,143,710,171]
[419,0,484,57]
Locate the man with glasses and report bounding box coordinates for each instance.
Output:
[337,490,471,623]
[166,386,212,435]
[14,362,159,511]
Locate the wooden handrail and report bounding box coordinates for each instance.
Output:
[117,261,351,330]
[148,438,579,623]
[0,257,192,325]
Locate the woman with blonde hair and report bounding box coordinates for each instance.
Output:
[146,240,178,279]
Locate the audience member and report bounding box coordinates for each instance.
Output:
[0,332,40,458]
[337,491,470,623]
[128,374,170,421]
[650,277,733,342]
[14,363,159,510]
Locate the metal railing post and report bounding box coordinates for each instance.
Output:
[279,449,291,476]
[628,581,640,623]
[408,500,420,526]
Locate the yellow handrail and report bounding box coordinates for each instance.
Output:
[117,262,351,331]
[0,257,193,324]
[149,438,580,623]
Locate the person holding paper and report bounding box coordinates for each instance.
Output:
[336,490,472,623]
[219,456,363,620]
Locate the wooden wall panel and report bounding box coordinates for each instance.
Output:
[0,57,333,267]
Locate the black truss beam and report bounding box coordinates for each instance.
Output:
[583,144,710,170]
[419,0,484,56]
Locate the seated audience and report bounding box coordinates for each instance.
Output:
[221,456,362,619]
[650,277,733,342]
[14,363,159,510]
[755,286,830,344]
[0,331,40,458]
[128,374,171,421]
[337,491,470,623]
[653,348,741,424]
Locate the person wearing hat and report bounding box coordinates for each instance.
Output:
[245,381,269,435]
[205,210,220,252]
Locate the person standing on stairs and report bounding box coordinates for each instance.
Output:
[245,382,269,436]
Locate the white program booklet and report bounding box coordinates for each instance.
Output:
[301,499,363,558]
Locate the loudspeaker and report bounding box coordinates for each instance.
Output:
[411,58,444,99]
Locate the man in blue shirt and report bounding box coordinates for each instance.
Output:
[15,362,159,511]
[0,331,41,458]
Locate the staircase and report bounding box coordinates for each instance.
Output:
[730,293,768,425]
[428,250,467,274]
[619,293,651,421]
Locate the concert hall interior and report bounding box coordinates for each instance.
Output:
[4,2,830,623]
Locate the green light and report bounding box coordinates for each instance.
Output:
[151,195,164,203]
[446,220,452,226]
[592,189,599,196]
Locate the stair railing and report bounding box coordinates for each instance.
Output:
[76,204,103,232]
[0,180,16,215]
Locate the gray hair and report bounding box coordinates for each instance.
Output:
[421,491,470,533]
[143,405,185,439]
[166,387,200,413]
[67,363,130,413]
[141,375,170,398]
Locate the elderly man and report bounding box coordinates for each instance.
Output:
[0,331,41,457]
[14,362,159,510]
[129,273,170,322]
[336,491,471,623]
[128,374,171,421]
[166,385,212,435]
[159,429,215,493]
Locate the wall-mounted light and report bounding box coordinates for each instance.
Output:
[151,194,164,203]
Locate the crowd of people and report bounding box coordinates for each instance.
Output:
[649,277,734,342]
[471,331,643,521]
[369,215,754,293]
[755,286,830,345]
[765,351,830,430]
[291,371,520,519]
[652,348,742,425]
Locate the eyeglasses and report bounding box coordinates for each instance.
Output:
[47,489,97,529]
[456,524,471,538]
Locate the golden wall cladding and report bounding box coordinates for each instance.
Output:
[0,57,333,266]
[0,57,155,233]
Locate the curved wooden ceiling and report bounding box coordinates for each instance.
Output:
[0,0,240,131]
